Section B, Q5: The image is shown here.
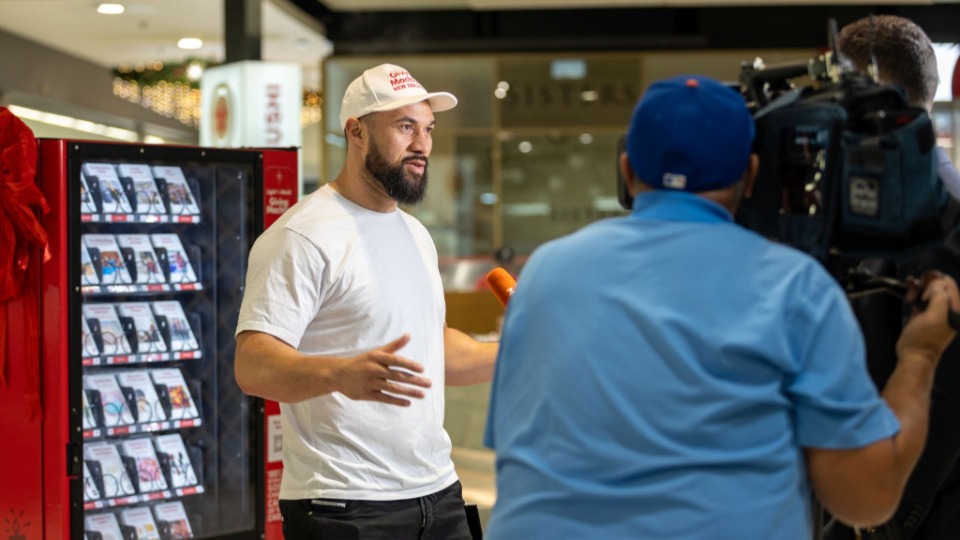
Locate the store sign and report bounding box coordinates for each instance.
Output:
[200,61,302,149]
[498,60,640,128]
[502,81,639,111]
[212,84,233,143]
[265,83,284,145]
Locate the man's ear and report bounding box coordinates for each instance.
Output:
[344,118,363,145]
[742,154,759,199]
[618,152,638,196]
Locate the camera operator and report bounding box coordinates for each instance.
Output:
[821,15,960,540]
[483,75,960,539]
[837,15,960,200]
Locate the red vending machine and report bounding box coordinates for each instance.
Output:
[0,138,297,539]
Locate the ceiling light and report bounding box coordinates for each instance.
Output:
[177,38,203,50]
[97,3,125,15]
[551,59,586,80]
[8,105,138,142]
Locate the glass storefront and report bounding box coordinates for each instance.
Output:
[322,50,820,261]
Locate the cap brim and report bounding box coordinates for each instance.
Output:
[368,91,458,115]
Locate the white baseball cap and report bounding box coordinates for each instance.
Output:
[339,63,458,130]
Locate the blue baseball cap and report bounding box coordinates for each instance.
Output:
[626,75,755,192]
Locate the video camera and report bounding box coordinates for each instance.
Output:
[614,19,951,287]
[734,20,949,278]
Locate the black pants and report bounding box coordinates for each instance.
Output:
[279,481,473,540]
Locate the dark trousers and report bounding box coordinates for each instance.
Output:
[279,481,473,540]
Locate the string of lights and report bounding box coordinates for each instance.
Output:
[112,60,323,129]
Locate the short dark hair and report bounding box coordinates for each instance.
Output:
[836,15,939,107]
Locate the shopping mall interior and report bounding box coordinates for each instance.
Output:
[1,0,959,538]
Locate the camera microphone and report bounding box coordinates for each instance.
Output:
[486,267,516,308]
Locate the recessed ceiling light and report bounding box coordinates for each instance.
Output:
[97,3,125,15]
[177,38,203,50]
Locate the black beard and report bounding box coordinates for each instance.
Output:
[364,137,428,205]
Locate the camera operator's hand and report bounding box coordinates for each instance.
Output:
[898,271,960,365]
[812,272,960,527]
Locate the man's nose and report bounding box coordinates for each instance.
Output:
[409,129,431,153]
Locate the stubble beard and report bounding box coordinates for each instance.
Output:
[364,136,428,205]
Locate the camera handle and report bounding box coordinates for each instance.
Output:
[845,268,960,330]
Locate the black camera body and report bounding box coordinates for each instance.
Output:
[614,32,950,285]
[734,50,947,271]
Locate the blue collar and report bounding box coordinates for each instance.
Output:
[631,190,734,224]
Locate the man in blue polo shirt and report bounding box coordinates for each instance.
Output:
[483,75,960,539]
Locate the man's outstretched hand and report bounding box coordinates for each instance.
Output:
[334,334,433,406]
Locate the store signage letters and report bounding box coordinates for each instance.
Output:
[265,84,283,146]
[503,81,639,110]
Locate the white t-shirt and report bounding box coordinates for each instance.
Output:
[236,184,456,501]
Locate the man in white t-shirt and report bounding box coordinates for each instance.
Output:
[234,63,498,539]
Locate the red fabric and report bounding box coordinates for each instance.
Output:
[953,55,959,100]
[0,106,49,419]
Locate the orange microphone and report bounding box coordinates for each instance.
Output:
[486,267,517,308]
